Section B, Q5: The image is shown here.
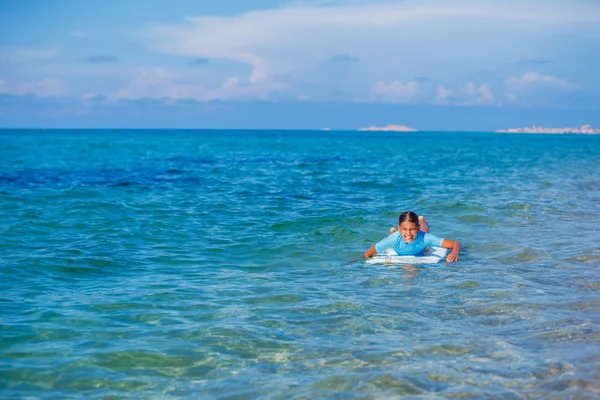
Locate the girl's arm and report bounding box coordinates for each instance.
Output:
[441,239,461,262]
[363,245,377,258]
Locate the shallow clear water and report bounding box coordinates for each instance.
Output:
[1,129,599,399]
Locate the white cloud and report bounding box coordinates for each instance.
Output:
[464,82,494,105]
[436,85,452,105]
[506,72,576,91]
[109,67,285,102]
[369,80,419,103]
[140,0,599,101]
[0,78,67,97]
[83,92,99,100]
[434,82,494,106]
[16,79,67,97]
[504,72,579,105]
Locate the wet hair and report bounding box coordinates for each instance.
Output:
[399,211,419,226]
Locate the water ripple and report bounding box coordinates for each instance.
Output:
[1,130,599,398]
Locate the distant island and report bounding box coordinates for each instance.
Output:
[358,124,417,132]
[496,124,600,134]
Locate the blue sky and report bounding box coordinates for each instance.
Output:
[1,0,599,130]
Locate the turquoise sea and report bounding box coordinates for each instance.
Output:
[1,129,599,399]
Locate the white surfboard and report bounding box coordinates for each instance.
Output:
[365,246,448,265]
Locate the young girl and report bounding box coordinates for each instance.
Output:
[363,211,461,262]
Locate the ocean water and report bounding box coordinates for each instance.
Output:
[1,129,599,399]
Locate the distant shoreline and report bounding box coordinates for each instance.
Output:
[2,127,600,134]
[495,124,600,134]
[358,124,417,132]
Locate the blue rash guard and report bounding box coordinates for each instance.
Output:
[375,230,444,256]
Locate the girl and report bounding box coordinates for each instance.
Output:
[363,211,461,262]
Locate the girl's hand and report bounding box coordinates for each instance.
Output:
[446,252,459,262]
[363,246,377,259]
[442,240,461,262]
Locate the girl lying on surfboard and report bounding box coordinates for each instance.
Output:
[363,211,461,262]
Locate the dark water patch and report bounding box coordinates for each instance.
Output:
[0,168,211,190]
[165,155,219,164]
[457,214,499,225]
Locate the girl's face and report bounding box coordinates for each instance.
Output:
[399,221,419,243]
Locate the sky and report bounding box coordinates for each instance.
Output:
[1,0,599,130]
